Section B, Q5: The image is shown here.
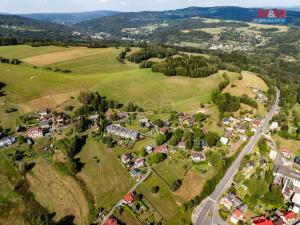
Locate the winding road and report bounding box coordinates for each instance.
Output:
[192,88,280,225]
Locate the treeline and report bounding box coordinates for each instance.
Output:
[0,56,21,65]
[127,46,177,63]
[0,37,17,46]
[151,55,218,78]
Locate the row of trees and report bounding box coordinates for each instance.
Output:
[127,46,177,63]
[0,57,21,65]
[151,55,218,78]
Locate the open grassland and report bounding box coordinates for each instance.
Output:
[76,139,133,210]
[0,156,26,225]
[50,48,137,74]
[273,135,300,155]
[23,47,124,67]
[26,157,89,225]
[0,45,225,130]
[0,45,76,59]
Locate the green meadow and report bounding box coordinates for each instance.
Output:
[0,45,225,129]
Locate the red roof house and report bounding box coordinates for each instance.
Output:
[283,211,296,222]
[103,217,118,225]
[252,217,273,225]
[159,127,169,134]
[123,192,135,204]
[154,145,168,154]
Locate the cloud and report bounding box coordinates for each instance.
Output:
[120,1,127,6]
[100,0,108,3]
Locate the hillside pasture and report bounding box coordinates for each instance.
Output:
[26,158,89,225]
[76,139,133,210]
[22,47,118,66]
[0,45,74,59]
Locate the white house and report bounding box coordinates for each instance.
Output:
[221,137,229,145]
[270,122,279,131]
[292,193,300,213]
[0,136,16,148]
[269,149,277,160]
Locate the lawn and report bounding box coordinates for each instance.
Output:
[26,157,89,225]
[50,48,136,74]
[273,135,300,155]
[137,173,191,225]
[76,138,133,210]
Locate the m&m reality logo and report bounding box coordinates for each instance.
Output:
[255,9,287,24]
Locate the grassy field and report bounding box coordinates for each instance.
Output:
[26,157,89,225]
[0,45,227,129]
[273,135,300,155]
[137,173,190,225]
[0,45,76,59]
[223,71,268,116]
[0,155,26,225]
[76,138,133,210]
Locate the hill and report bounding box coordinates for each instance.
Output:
[0,14,81,41]
[20,10,120,26]
[75,6,300,35]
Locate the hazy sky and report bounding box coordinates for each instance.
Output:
[1,0,300,13]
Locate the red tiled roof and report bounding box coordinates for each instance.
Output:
[154,145,168,153]
[103,218,118,225]
[253,120,261,126]
[232,209,243,219]
[281,148,290,153]
[160,127,169,133]
[123,192,135,204]
[284,211,296,220]
[252,217,273,225]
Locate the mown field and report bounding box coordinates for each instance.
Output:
[76,139,133,210]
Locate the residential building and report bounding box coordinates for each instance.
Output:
[191,152,205,162]
[270,122,279,131]
[252,217,273,225]
[39,108,49,116]
[273,166,300,189]
[292,193,300,213]
[221,137,229,145]
[134,158,145,168]
[231,209,244,224]
[269,149,277,160]
[145,145,153,154]
[154,145,168,154]
[103,217,118,225]
[0,136,16,148]
[41,120,51,129]
[121,154,132,164]
[221,196,233,210]
[106,124,139,140]
[28,127,43,139]
[122,192,135,205]
[159,127,169,135]
[178,142,186,149]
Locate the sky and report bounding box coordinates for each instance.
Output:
[1,0,300,14]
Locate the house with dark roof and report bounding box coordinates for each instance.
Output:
[0,136,16,148]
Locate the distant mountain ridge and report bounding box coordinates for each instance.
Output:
[19,10,120,26]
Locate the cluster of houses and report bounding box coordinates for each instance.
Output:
[222,115,265,145]
[221,192,297,225]
[251,212,296,225]
[221,193,248,224]
[120,152,147,181]
[252,87,268,103]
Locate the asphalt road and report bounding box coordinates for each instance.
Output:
[193,89,280,225]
